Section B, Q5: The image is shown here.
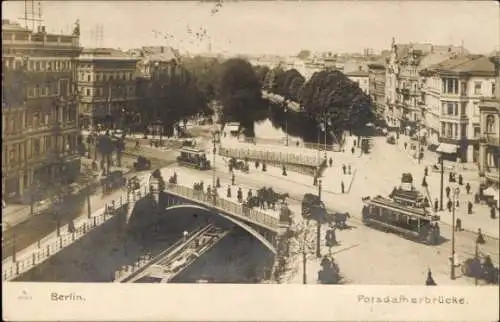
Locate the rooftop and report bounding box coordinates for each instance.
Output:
[345,70,369,77]
[79,48,139,61]
[424,55,495,76]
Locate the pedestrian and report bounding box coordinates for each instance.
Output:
[231,173,235,185]
[329,157,333,167]
[342,164,347,175]
[455,199,459,208]
[353,140,357,147]
[313,175,318,186]
[458,174,463,185]
[341,181,345,194]
[434,199,439,212]
[237,187,243,203]
[467,201,473,214]
[425,269,437,286]
[216,177,221,188]
[422,176,427,187]
[255,160,259,169]
[491,206,497,219]
[262,162,267,172]
[351,147,355,155]
[348,165,352,175]
[247,189,253,200]
[465,182,471,194]
[206,185,211,196]
[404,142,408,150]
[227,185,231,198]
[424,166,428,177]
[282,165,287,176]
[477,228,485,244]
[446,186,451,199]
[455,218,462,231]
[447,199,452,212]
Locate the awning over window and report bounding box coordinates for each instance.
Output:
[437,143,458,154]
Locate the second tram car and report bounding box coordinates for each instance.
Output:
[177,147,211,170]
[362,195,440,245]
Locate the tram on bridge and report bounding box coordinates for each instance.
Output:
[361,195,440,245]
[177,147,211,170]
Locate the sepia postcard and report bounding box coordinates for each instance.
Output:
[2,0,499,321]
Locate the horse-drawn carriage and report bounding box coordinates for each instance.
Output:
[134,156,151,171]
[461,255,499,284]
[177,147,211,170]
[128,176,141,190]
[228,157,249,173]
[243,187,289,210]
[362,195,440,245]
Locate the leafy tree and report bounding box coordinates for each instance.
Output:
[217,58,266,136]
[279,69,305,101]
[253,65,271,87]
[299,70,375,136]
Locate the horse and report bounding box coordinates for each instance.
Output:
[244,196,261,209]
[332,212,351,228]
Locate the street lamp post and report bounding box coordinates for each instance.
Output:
[212,130,220,205]
[450,185,459,280]
[316,179,322,258]
[416,121,421,164]
[439,155,444,211]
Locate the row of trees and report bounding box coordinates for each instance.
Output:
[261,66,376,139]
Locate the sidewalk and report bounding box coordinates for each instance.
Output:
[2,172,152,271]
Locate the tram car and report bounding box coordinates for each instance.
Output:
[361,195,440,245]
[177,147,211,170]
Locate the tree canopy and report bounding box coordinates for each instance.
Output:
[217,58,266,136]
[298,70,375,135]
[297,50,311,60]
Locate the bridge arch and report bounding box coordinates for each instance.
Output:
[164,204,277,254]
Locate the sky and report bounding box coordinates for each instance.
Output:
[2,0,499,56]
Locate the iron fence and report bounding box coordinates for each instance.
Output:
[219,147,320,167]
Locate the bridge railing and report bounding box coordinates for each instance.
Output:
[166,184,279,230]
[219,147,320,167]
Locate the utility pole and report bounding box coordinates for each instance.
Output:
[439,155,444,211]
[450,186,459,280]
[316,180,322,258]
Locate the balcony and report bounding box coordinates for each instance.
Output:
[481,133,500,146]
[439,114,468,123]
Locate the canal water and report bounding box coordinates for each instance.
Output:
[17,208,275,283]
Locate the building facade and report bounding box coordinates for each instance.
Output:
[420,55,496,163]
[2,19,81,203]
[478,55,499,186]
[385,38,462,131]
[345,70,370,95]
[368,59,386,121]
[77,48,139,130]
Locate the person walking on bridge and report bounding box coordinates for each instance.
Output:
[231,173,235,186]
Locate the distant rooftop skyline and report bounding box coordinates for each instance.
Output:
[2,1,498,56]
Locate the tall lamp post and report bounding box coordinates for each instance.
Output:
[450,185,460,280]
[439,155,444,211]
[212,130,220,205]
[315,179,323,258]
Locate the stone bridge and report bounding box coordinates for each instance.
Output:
[126,182,288,255]
[3,178,291,282]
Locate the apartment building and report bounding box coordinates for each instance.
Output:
[78,48,140,130]
[385,37,464,130]
[478,55,499,186]
[368,57,387,121]
[345,69,370,95]
[2,19,81,203]
[420,55,496,163]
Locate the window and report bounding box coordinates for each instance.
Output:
[59,79,69,97]
[441,122,446,136]
[460,102,466,116]
[474,82,482,95]
[33,139,40,155]
[473,102,479,116]
[446,123,452,137]
[460,82,467,95]
[86,88,90,96]
[87,75,91,82]
[442,78,458,94]
[474,126,480,138]
[460,124,467,138]
[27,87,34,98]
[492,82,496,96]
